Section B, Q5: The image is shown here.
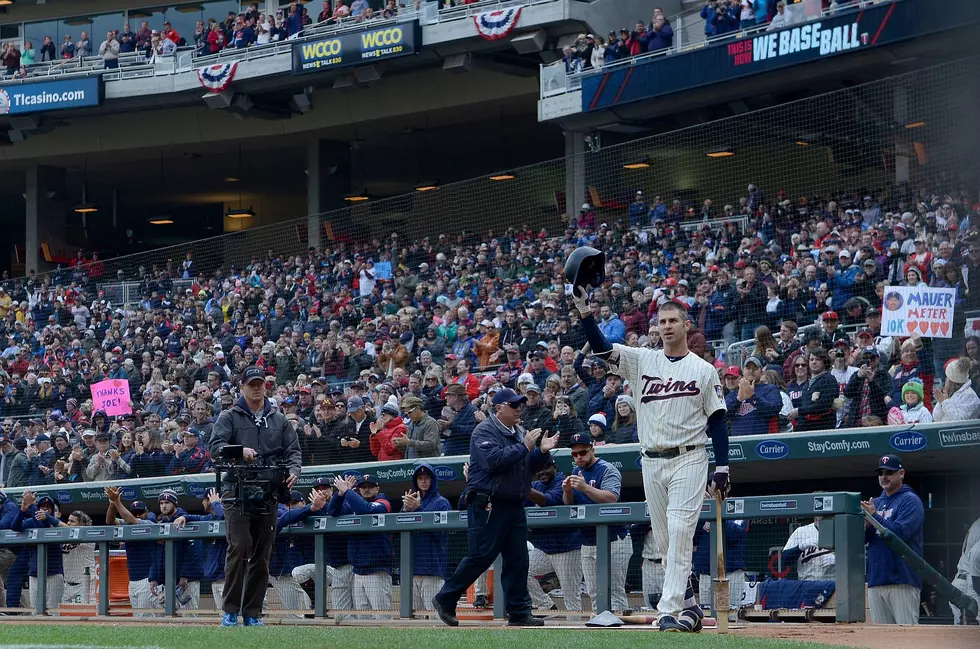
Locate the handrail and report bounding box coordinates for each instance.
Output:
[540,0,894,99]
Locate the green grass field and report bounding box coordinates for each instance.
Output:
[0,624,850,649]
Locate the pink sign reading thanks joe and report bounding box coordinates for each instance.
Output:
[90,379,132,416]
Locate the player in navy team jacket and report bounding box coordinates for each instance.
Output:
[10,492,64,610]
[862,454,924,624]
[172,489,227,610]
[105,487,158,615]
[0,489,30,610]
[401,464,451,611]
[327,473,393,615]
[148,490,204,612]
[268,489,327,616]
[693,518,748,610]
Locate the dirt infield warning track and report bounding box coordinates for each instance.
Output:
[0,617,976,648]
[735,623,980,649]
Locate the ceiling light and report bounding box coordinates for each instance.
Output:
[904,121,927,129]
[705,146,735,158]
[489,173,516,181]
[148,218,174,225]
[415,181,438,192]
[795,140,810,146]
[344,191,370,202]
[73,203,98,214]
[226,208,255,219]
[622,161,650,170]
[224,177,239,183]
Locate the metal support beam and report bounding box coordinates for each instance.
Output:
[595,525,611,613]
[400,531,414,618]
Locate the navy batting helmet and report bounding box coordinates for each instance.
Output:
[564,246,605,290]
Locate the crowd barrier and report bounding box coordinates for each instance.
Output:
[0,493,865,622]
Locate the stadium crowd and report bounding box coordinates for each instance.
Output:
[0,179,977,490]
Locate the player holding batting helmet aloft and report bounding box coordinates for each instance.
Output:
[569,264,730,633]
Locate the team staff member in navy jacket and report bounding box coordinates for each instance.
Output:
[400,464,451,612]
[726,356,782,436]
[327,472,393,616]
[563,432,633,613]
[433,388,559,628]
[170,489,226,611]
[148,490,204,613]
[861,454,924,624]
[525,454,583,612]
[167,427,212,475]
[693,518,748,610]
[104,488,157,616]
[10,491,64,611]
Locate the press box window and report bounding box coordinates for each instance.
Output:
[0,25,20,40]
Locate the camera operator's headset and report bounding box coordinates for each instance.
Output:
[213,444,291,515]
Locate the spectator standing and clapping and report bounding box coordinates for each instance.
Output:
[99,31,120,70]
[2,43,21,75]
[39,36,56,62]
[76,32,92,59]
[767,1,788,31]
[647,15,673,52]
[933,358,980,422]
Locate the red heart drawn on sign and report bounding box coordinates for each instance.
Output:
[919,321,929,335]
[906,321,918,334]
[930,322,940,336]
[940,322,950,336]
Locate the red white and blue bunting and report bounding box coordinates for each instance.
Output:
[197,61,239,93]
[473,7,522,41]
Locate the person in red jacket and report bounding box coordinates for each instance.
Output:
[369,402,407,462]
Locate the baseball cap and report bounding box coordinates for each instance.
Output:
[347,396,365,411]
[356,473,379,487]
[491,388,527,407]
[524,383,542,394]
[823,311,839,321]
[861,346,879,360]
[34,433,50,443]
[569,432,594,447]
[876,454,903,472]
[0,435,9,445]
[183,427,201,438]
[857,328,874,339]
[312,477,332,489]
[723,366,740,378]
[81,429,96,438]
[129,501,148,513]
[743,356,763,369]
[289,490,305,503]
[241,367,265,384]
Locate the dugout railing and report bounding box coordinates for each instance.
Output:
[0,492,865,623]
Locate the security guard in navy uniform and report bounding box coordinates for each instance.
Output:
[432,388,559,627]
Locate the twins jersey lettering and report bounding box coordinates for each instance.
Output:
[612,345,726,449]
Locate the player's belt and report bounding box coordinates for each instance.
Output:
[641,445,699,459]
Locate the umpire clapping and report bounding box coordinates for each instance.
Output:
[208,367,302,627]
[432,388,558,627]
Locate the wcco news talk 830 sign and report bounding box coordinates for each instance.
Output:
[292,21,422,75]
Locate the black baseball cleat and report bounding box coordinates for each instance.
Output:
[658,614,697,632]
[508,616,545,626]
[680,606,704,633]
[432,596,459,627]
[472,595,490,608]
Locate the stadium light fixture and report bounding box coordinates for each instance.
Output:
[226,208,254,219]
[705,146,735,158]
[73,203,98,214]
[344,190,370,202]
[489,173,516,181]
[622,161,650,170]
[415,181,439,192]
[224,176,239,183]
[73,159,99,214]
[0,1,17,6]
[904,121,927,129]
[149,218,174,225]
[795,140,810,146]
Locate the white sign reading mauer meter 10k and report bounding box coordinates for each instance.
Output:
[881,285,957,339]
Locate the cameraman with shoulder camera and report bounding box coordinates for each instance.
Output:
[208,366,301,628]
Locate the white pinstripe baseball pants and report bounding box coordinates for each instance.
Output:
[641,446,708,618]
[526,542,583,611]
[581,536,633,612]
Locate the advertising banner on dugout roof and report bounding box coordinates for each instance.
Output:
[581,0,979,112]
[0,76,103,116]
[3,421,978,510]
[881,285,956,338]
[291,21,421,75]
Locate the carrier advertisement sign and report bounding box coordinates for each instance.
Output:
[0,77,103,115]
[582,0,978,112]
[292,21,421,75]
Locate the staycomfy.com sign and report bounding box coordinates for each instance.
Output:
[881,286,956,338]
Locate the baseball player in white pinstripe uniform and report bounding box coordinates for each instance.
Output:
[573,291,731,633]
